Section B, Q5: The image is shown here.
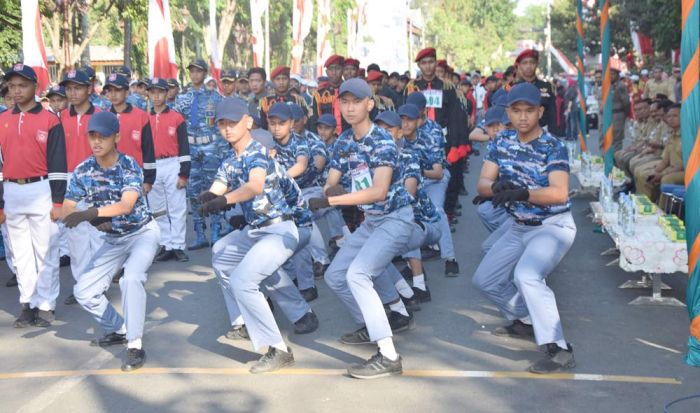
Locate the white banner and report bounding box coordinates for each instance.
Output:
[148,0,178,79]
[21,0,50,93]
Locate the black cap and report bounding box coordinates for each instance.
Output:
[166,78,180,88]
[82,66,97,80]
[215,97,249,122]
[104,73,130,90]
[221,69,237,81]
[46,85,66,98]
[147,77,169,91]
[60,69,91,87]
[375,111,401,128]
[188,59,208,71]
[4,63,37,83]
[113,65,132,78]
[268,102,293,121]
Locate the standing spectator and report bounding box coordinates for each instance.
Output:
[643,65,676,102]
[564,79,579,141]
[672,67,682,103]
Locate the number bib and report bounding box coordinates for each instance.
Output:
[423,89,443,109]
[351,163,373,192]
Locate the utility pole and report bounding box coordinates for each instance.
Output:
[264,4,270,75]
[546,0,552,78]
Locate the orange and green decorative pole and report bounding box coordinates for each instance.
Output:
[599,0,613,174]
[682,0,700,366]
[576,0,588,153]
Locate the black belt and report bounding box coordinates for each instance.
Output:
[7,175,48,185]
[251,215,292,229]
[516,219,542,226]
[156,155,176,160]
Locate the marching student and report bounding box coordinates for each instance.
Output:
[46,85,68,114]
[62,111,160,372]
[0,64,67,328]
[146,78,190,263]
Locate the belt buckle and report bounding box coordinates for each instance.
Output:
[17,178,27,184]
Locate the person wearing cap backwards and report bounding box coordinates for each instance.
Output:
[220,70,238,98]
[366,70,395,118]
[308,78,415,379]
[472,82,576,374]
[310,55,349,134]
[196,97,301,373]
[0,64,67,328]
[172,58,226,249]
[343,58,360,80]
[62,111,160,372]
[513,49,558,136]
[146,78,191,263]
[58,69,106,305]
[104,73,156,189]
[113,66,148,111]
[46,85,68,114]
[165,79,180,107]
[82,66,111,111]
[258,65,310,130]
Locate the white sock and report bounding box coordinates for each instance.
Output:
[413,274,426,291]
[389,300,409,317]
[519,316,532,325]
[117,324,127,335]
[377,338,398,361]
[395,279,414,298]
[272,341,288,353]
[128,338,142,350]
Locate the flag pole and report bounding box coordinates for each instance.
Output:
[599,0,614,175]
[575,0,588,153]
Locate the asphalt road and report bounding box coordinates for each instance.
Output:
[0,146,699,413]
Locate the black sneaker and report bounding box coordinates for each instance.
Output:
[59,255,71,267]
[313,262,328,279]
[421,247,440,261]
[347,351,402,379]
[225,325,250,340]
[154,248,174,263]
[32,310,55,327]
[64,293,77,305]
[13,304,35,328]
[445,259,460,277]
[492,320,535,339]
[6,275,18,287]
[412,286,431,303]
[250,347,295,374]
[122,348,146,372]
[91,332,128,347]
[388,311,414,333]
[528,343,576,374]
[300,286,318,302]
[400,295,421,312]
[172,249,190,262]
[340,327,371,345]
[294,311,319,334]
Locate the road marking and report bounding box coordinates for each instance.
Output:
[0,367,681,385]
[635,338,683,354]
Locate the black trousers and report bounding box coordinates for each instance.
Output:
[445,158,466,215]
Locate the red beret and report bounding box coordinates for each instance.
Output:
[515,49,540,64]
[324,55,345,68]
[436,59,448,68]
[344,58,360,68]
[366,70,383,83]
[415,47,436,62]
[494,72,504,79]
[270,65,290,79]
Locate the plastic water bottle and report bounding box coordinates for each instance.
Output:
[582,152,591,178]
[617,193,626,227]
[623,197,635,236]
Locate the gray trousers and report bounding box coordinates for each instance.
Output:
[74,220,160,341]
[301,186,331,265]
[477,201,509,233]
[481,218,513,255]
[424,171,455,259]
[402,220,442,260]
[324,206,414,342]
[472,212,576,346]
[211,220,299,351]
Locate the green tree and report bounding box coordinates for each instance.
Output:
[0,0,21,67]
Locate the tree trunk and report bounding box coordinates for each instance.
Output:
[124,18,132,69]
[80,10,91,66]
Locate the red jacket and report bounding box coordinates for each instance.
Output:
[148,107,191,178]
[61,103,100,172]
[110,104,156,184]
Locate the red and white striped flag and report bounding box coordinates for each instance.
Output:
[21,0,50,94]
[148,0,178,79]
[250,0,268,68]
[292,0,314,74]
[315,0,332,77]
[208,0,222,90]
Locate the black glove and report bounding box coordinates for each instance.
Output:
[228,214,247,230]
[198,196,228,216]
[491,180,522,194]
[308,197,330,212]
[325,184,347,197]
[492,188,529,207]
[472,195,491,205]
[63,208,99,228]
[197,191,218,204]
[89,216,113,232]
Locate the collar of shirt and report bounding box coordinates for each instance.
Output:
[12,103,43,114]
[110,103,133,114]
[150,106,171,115]
[69,103,96,117]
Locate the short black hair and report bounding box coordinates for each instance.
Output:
[367,63,381,72]
[380,70,388,77]
[486,75,498,83]
[389,72,399,79]
[0,84,8,97]
[504,65,516,76]
[664,102,681,113]
[247,67,266,80]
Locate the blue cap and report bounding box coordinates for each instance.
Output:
[375,111,401,128]
[147,77,169,90]
[500,110,512,125]
[188,59,208,72]
[88,111,120,136]
[215,97,249,122]
[82,66,97,80]
[113,65,132,78]
[4,63,37,82]
[339,78,371,99]
[398,104,420,120]
[268,102,293,121]
[60,69,91,86]
[316,114,337,128]
[406,91,427,110]
[166,78,179,88]
[46,85,66,98]
[491,88,507,108]
[507,82,541,106]
[251,128,275,149]
[221,69,237,81]
[289,103,306,121]
[104,73,129,90]
[484,106,504,126]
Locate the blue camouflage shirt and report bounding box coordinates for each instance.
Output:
[273,159,312,227]
[274,132,315,189]
[402,128,441,172]
[486,129,571,222]
[303,130,327,186]
[90,94,112,111]
[399,148,440,224]
[172,86,223,141]
[329,123,412,215]
[127,93,148,111]
[419,118,447,168]
[66,153,152,235]
[215,139,292,226]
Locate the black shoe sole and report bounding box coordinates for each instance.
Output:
[91,338,128,347]
[348,368,402,379]
[122,355,146,372]
[250,358,295,374]
[528,360,576,374]
[187,243,210,251]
